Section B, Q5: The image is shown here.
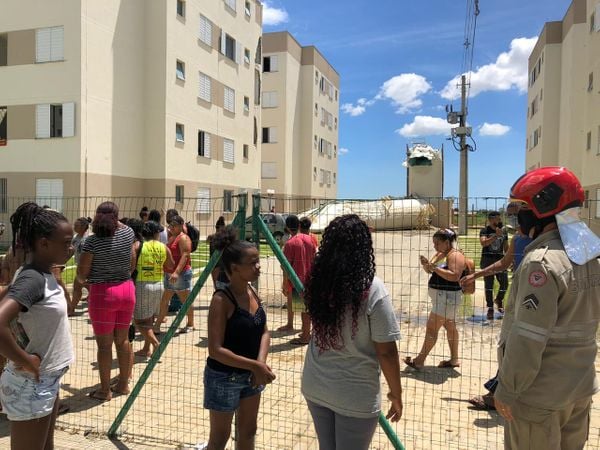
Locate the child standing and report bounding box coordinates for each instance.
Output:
[204,226,275,450]
[69,217,91,315]
[0,202,75,449]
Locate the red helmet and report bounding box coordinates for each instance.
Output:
[510,166,584,218]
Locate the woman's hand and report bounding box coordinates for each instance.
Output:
[15,353,41,381]
[459,273,475,288]
[169,272,180,284]
[251,361,276,387]
[386,392,403,422]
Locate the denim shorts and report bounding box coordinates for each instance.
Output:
[163,268,193,291]
[0,366,68,421]
[203,365,264,412]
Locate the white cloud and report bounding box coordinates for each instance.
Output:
[440,37,538,100]
[262,1,289,26]
[339,147,350,155]
[396,116,452,138]
[377,74,432,114]
[479,122,511,136]
[341,103,366,117]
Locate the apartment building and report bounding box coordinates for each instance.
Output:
[526,0,600,227]
[0,0,262,218]
[261,31,339,207]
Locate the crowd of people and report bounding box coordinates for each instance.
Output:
[0,166,599,450]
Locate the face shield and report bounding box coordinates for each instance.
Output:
[555,207,600,265]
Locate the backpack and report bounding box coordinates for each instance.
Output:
[462,256,476,295]
[185,222,200,253]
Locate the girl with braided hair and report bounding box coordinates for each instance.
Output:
[0,202,75,449]
[301,214,403,450]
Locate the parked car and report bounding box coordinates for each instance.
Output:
[245,213,288,244]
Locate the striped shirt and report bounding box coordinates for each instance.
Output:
[82,226,134,284]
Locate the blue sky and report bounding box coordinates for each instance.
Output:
[262,0,573,199]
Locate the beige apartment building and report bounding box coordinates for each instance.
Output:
[261,31,339,209]
[0,0,263,219]
[526,0,600,228]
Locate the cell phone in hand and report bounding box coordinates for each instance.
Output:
[420,255,428,264]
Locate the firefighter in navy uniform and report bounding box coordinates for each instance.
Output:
[495,167,600,450]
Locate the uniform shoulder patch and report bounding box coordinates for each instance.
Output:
[528,270,547,287]
[522,294,539,311]
[529,246,549,263]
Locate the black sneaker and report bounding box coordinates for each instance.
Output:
[487,308,494,320]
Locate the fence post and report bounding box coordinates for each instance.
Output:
[251,194,260,246]
[107,207,247,438]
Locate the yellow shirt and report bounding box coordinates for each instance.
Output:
[136,240,167,282]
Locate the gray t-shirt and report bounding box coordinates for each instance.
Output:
[301,276,401,418]
[7,265,75,374]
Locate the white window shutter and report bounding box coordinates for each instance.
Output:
[269,127,277,143]
[261,162,277,179]
[50,26,64,61]
[204,133,211,158]
[271,55,278,72]
[223,139,235,163]
[36,179,63,211]
[596,4,600,32]
[220,30,226,54]
[197,188,210,213]
[36,28,51,62]
[62,102,75,137]
[36,104,50,138]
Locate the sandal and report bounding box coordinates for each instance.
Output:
[403,356,423,371]
[468,394,496,410]
[438,360,460,368]
[88,389,111,402]
[289,337,309,345]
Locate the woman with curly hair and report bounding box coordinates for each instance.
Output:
[301,214,402,450]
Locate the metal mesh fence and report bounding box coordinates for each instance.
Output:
[1,195,599,449]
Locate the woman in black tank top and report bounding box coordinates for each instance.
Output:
[404,229,466,371]
[204,226,275,450]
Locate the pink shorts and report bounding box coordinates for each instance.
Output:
[88,280,135,335]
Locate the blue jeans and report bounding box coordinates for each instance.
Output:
[0,366,68,421]
[203,365,263,412]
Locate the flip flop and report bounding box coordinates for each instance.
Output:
[403,356,423,371]
[88,389,111,402]
[289,337,309,345]
[468,394,496,410]
[438,360,460,368]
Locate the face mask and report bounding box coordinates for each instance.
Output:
[506,215,518,230]
[517,209,537,237]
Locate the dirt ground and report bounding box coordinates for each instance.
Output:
[1,229,599,449]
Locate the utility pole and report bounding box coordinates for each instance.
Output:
[458,75,468,236]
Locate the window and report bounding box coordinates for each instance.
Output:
[314,135,318,149]
[176,60,185,80]
[244,48,251,65]
[198,131,211,157]
[223,190,233,212]
[584,190,590,209]
[333,173,337,184]
[597,125,600,155]
[262,91,278,108]
[199,15,212,46]
[175,185,185,203]
[0,107,6,146]
[198,72,211,102]
[243,144,249,159]
[36,103,74,138]
[334,117,338,129]
[220,31,239,63]
[36,26,64,63]
[176,123,184,142]
[253,117,258,145]
[0,178,7,213]
[261,162,277,179]
[177,0,186,18]
[533,127,541,147]
[224,0,236,12]
[540,88,543,101]
[245,1,251,16]
[255,37,262,64]
[315,70,319,85]
[262,127,277,143]
[243,96,250,112]
[587,131,592,151]
[263,55,278,72]
[334,145,337,157]
[223,138,235,163]
[224,86,235,112]
[530,97,538,117]
[36,178,63,211]
[314,103,318,116]
[197,187,210,213]
[313,167,317,180]
[335,89,338,101]
[319,169,325,184]
[591,11,596,33]
[588,72,594,92]
[596,189,600,219]
[320,76,333,98]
